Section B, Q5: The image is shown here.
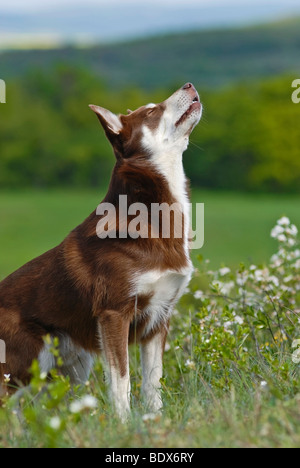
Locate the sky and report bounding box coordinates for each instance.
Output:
[1,0,300,12]
[0,0,248,9]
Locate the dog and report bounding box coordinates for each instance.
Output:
[0,83,202,419]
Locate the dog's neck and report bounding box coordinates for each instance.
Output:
[145,144,191,258]
[141,124,190,206]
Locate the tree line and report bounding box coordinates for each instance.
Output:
[0,66,299,192]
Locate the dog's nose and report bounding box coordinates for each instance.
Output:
[182,83,194,90]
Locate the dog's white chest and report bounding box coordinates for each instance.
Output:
[134,265,193,335]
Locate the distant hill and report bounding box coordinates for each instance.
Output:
[1,18,300,90]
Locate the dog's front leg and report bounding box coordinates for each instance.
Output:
[98,310,131,421]
[140,328,168,413]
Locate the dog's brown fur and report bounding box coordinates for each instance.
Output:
[0,106,188,393]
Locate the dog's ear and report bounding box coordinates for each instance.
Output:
[89,105,123,150]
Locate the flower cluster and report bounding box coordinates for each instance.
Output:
[69,395,98,414]
[176,217,300,390]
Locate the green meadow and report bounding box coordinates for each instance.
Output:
[0,189,299,279]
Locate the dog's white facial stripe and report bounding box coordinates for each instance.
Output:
[145,103,156,109]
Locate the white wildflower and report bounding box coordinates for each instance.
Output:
[292,351,300,364]
[270,255,282,267]
[48,416,61,430]
[292,340,300,364]
[219,267,231,276]
[81,395,98,409]
[271,225,284,238]
[212,280,223,291]
[70,395,98,413]
[224,321,233,329]
[254,268,269,282]
[269,276,279,287]
[70,401,82,414]
[236,272,248,286]
[3,374,10,383]
[185,359,196,370]
[194,290,204,299]
[287,224,298,236]
[293,259,300,270]
[277,248,286,258]
[234,315,244,325]
[293,249,300,258]
[277,217,290,226]
[142,413,159,422]
[254,270,263,281]
[212,280,234,295]
[222,281,235,295]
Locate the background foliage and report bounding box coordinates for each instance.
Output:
[0,19,300,192]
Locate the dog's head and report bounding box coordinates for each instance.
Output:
[90,83,202,160]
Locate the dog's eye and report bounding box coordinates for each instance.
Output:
[147,108,155,115]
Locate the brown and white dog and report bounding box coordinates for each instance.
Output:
[0,83,202,419]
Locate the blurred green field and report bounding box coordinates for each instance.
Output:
[0,189,299,280]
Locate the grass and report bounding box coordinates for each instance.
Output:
[0,189,299,448]
[2,384,299,448]
[1,343,299,448]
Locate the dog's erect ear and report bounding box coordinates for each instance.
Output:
[89,105,123,143]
